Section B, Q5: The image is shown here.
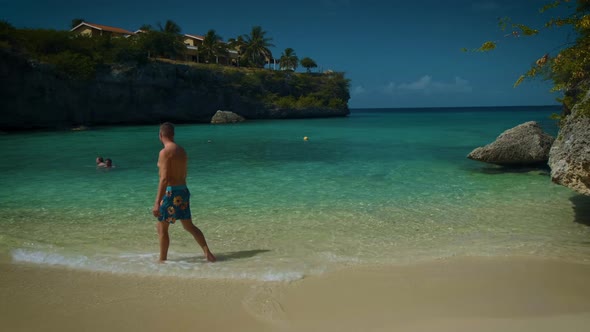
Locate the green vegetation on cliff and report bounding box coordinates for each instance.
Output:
[0,21,350,129]
[0,21,146,79]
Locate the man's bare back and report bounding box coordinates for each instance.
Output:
[158,142,188,187]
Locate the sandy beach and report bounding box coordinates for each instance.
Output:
[2,256,590,332]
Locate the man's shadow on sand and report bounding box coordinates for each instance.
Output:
[169,249,270,263]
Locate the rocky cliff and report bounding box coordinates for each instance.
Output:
[0,50,350,130]
[548,90,590,195]
[468,121,554,166]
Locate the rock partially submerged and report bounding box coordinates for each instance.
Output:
[71,125,90,131]
[467,121,554,166]
[548,90,590,195]
[210,110,245,124]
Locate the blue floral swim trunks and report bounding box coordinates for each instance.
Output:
[158,185,191,224]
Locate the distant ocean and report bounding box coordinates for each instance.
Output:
[2,105,590,281]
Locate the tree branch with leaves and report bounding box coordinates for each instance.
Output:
[466,0,590,113]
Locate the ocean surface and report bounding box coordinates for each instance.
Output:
[2,106,590,281]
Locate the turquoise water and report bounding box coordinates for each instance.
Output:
[2,106,590,280]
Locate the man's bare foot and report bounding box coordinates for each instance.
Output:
[158,259,167,264]
[206,251,216,263]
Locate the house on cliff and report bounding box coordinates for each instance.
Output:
[70,23,242,67]
[70,22,135,38]
[183,33,239,65]
[183,34,204,62]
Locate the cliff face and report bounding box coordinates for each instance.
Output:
[0,51,350,130]
[548,90,590,195]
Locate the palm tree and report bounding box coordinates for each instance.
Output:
[142,19,184,59]
[300,57,318,73]
[71,18,85,29]
[279,48,299,71]
[158,20,181,35]
[242,26,274,68]
[227,35,246,66]
[200,29,227,64]
[138,24,153,32]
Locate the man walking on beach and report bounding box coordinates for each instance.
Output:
[152,122,216,263]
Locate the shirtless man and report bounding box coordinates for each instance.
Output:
[152,122,216,263]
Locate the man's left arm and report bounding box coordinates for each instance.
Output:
[152,150,169,218]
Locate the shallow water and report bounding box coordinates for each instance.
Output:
[2,106,590,280]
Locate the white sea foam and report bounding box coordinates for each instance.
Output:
[320,252,362,264]
[260,271,303,282]
[12,249,90,267]
[10,249,306,282]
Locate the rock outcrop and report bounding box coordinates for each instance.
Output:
[468,121,555,166]
[548,90,590,195]
[211,110,245,124]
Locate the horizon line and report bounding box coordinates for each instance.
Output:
[350,104,561,110]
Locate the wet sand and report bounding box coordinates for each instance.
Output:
[2,256,590,332]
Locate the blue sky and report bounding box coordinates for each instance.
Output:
[1,0,578,108]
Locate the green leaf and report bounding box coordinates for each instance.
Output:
[539,0,561,13]
[545,17,576,28]
[498,17,511,31]
[550,83,566,92]
[513,24,539,36]
[477,41,496,52]
[514,75,525,87]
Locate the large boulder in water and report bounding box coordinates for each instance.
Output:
[548,90,590,195]
[467,121,554,166]
[211,110,245,124]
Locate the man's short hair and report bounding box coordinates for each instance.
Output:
[160,122,175,138]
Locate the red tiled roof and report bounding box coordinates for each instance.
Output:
[72,22,135,35]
